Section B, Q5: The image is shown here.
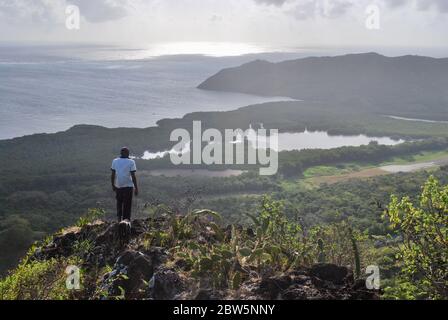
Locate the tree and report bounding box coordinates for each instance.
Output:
[0,216,36,275]
[384,176,448,299]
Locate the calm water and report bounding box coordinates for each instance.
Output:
[261,130,403,151]
[0,44,303,140]
[3,44,442,141]
[142,130,404,159]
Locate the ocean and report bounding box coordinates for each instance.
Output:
[0,43,304,140]
[2,43,447,140]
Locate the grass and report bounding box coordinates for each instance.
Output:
[357,114,448,139]
[303,164,362,178]
[304,150,448,179]
[379,150,448,166]
[300,149,448,187]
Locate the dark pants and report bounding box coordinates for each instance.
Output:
[116,187,133,221]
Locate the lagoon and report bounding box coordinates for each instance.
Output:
[142,130,404,160]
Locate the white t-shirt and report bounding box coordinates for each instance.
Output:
[111,158,137,188]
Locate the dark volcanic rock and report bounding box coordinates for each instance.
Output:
[29,218,380,300]
[256,274,292,299]
[149,267,186,300]
[195,289,226,300]
[95,223,122,246]
[240,265,378,300]
[310,263,351,285]
[131,219,147,236]
[143,247,169,266]
[99,250,153,299]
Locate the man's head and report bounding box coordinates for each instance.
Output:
[120,147,130,159]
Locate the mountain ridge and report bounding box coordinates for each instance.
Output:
[198,53,448,119]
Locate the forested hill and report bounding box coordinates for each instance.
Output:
[198,53,448,120]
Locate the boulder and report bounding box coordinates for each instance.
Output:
[194,289,226,300]
[310,264,352,285]
[148,267,186,300]
[238,265,378,300]
[100,250,153,299]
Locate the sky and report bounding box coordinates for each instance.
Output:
[0,0,447,49]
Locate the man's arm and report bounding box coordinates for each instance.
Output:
[131,171,139,196]
[111,170,117,192]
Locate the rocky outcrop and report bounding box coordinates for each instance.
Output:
[238,265,376,300]
[98,250,154,299]
[29,218,380,300]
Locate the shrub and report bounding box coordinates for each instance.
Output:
[0,257,81,300]
[384,176,448,299]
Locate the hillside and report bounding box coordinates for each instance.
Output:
[0,206,379,300]
[1,174,447,300]
[198,53,448,120]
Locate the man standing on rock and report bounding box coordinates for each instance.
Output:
[111,147,139,222]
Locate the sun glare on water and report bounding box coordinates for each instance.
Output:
[126,42,269,59]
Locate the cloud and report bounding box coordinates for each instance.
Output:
[285,0,354,20]
[415,0,448,12]
[2,0,448,27]
[0,0,63,24]
[252,0,355,20]
[253,0,289,6]
[0,0,133,24]
[67,0,130,23]
[382,0,408,9]
[379,0,448,12]
[252,0,448,15]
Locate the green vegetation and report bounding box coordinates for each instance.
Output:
[0,97,447,299]
[383,177,448,299]
[2,52,447,299]
[0,256,81,300]
[173,197,375,289]
[2,176,445,299]
[381,150,448,165]
[0,197,377,300]
[303,150,448,180]
[1,140,448,276]
[278,138,448,177]
[76,208,105,228]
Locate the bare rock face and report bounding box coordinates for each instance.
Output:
[194,289,226,300]
[99,250,154,300]
[95,223,123,247]
[310,263,352,285]
[33,222,107,260]
[239,266,379,300]
[97,245,177,300]
[148,267,187,300]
